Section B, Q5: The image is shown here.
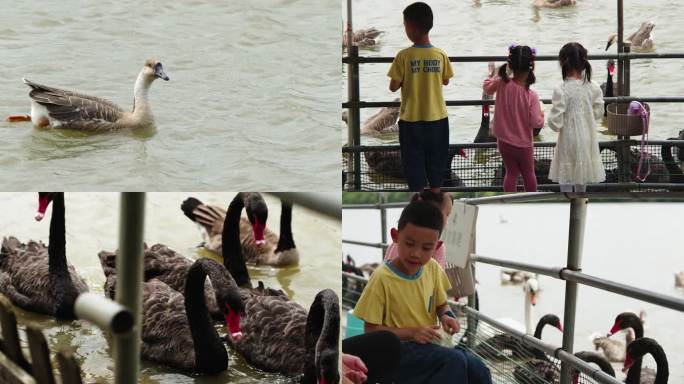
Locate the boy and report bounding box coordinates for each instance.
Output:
[388,2,454,192]
[354,201,491,383]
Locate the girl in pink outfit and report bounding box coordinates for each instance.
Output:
[483,45,545,192]
[384,191,452,268]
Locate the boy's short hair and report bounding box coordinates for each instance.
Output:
[397,200,444,235]
[403,2,433,34]
[410,190,453,206]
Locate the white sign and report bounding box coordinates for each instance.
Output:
[443,201,478,268]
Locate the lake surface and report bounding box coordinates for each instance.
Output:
[0,0,339,190]
[343,0,684,144]
[343,201,684,382]
[0,192,341,383]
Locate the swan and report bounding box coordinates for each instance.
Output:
[473,88,495,143]
[676,271,684,287]
[500,270,537,284]
[495,277,540,335]
[0,193,88,319]
[600,60,616,117]
[181,193,299,267]
[624,338,669,384]
[101,257,242,374]
[364,147,466,187]
[23,59,169,131]
[572,351,615,384]
[606,22,655,52]
[343,27,383,49]
[661,139,684,183]
[592,327,635,362]
[532,0,576,8]
[473,314,562,361]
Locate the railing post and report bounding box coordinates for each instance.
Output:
[616,0,624,96]
[379,193,388,255]
[115,193,146,384]
[623,42,631,97]
[560,197,587,384]
[466,226,478,348]
[345,0,362,191]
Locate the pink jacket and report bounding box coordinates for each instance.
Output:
[483,76,544,148]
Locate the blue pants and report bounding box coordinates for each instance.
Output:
[395,342,492,384]
[399,118,450,191]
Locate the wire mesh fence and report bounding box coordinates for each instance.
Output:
[342,140,684,192]
[342,274,618,384]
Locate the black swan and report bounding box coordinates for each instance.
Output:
[0,193,88,319]
[364,147,465,187]
[661,139,684,183]
[101,257,242,374]
[600,60,616,117]
[677,130,684,162]
[474,314,562,361]
[572,351,615,383]
[181,193,299,267]
[624,338,669,384]
[473,90,495,143]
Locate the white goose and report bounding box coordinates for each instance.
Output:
[23,59,169,131]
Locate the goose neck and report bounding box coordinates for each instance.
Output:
[48,193,68,274]
[222,194,251,287]
[275,201,295,252]
[132,70,152,116]
[303,290,340,383]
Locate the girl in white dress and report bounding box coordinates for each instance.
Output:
[547,42,606,192]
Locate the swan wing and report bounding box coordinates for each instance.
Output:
[23,78,124,123]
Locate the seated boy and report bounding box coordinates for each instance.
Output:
[354,201,491,383]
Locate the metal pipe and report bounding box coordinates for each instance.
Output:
[269,193,341,220]
[379,193,388,255]
[343,96,684,108]
[349,45,362,191]
[624,42,631,96]
[470,255,562,278]
[342,52,684,64]
[617,0,624,96]
[74,293,134,335]
[114,193,146,384]
[342,239,388,249]
[560,198,587,384]
[342,139,684,151]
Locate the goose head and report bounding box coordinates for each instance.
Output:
[221,288,245,341]
[637,21,656,38]
[623,338,668,379]
[607,59,615,77]
[609,312,644,338]
[244,193,268,247]
[142,59,170,82]
[36,192,56,221]
[316,348,340,384]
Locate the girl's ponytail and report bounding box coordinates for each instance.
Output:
[498,63,510,83]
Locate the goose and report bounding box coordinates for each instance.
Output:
[23,59,169,131]
[364,147,466,187]
[101,257,242,374]
[592,327,635,362]
[181,193,299,267]
[500,270,536,285]
[473,314,562,361]
[661,139,684,183]
[360,100,399,135]
[623,338,669,384]
[343,28,383,49]
[676,271,684,287]
[572,351,615,384]
[473,89,495,143]
[0,193,88,319]
[532,0,576,8]
[606,22,655,52]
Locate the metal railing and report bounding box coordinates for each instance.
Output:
[342,192,684,384]
[343,0,684,191]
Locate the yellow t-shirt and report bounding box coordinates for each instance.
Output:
[353,259,452,328]
[387,46,454,122]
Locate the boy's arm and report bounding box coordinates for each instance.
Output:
[443,52,454,86]
[389,79,402,92]
[436,302,460,335]
[388,52,404,93]
[365,322,441,344]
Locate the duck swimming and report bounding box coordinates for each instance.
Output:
[532,0,576,8]
[23,59,169,131]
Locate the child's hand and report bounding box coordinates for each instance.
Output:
[413,325,442,344]
[488,62,496,78]
[441,315,460,335]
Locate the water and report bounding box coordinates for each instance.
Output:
[343,201,684,382]
[343,0,684,144]
[0,192,341,383]
[0,0,339,190]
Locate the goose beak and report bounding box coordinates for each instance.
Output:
[154,63,170,81]
[36,194,51,221]
[226,308,243,341]
[623,353,634,372]
[252,220,266,247]
[608,321,621,336]
[530,293,537,306]
[557,323,563,332]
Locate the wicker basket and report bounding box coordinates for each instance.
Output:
[445,261,475,298]
[607,102,650,136]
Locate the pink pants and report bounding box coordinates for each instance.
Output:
[498,140,537,192]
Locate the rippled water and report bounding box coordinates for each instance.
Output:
[0,0,338,190]
[343,201,684,382]
[343,0,684,144]
[0,192,341,383]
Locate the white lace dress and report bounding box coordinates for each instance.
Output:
[547,79,606,184]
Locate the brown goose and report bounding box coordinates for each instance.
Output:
[23,59,169,131]
[343,27,383,49]
[532,0,576,8]
[101,257,242,374]
[606,22,655,52]
[181,193,299,267]
[0,193,88,319]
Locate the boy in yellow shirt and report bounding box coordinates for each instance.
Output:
[354,201,491,383]
[388,2,453,192]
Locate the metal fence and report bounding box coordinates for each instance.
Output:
[343,140,684,191]
[342,192,684,384]
[343,0,684,192]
